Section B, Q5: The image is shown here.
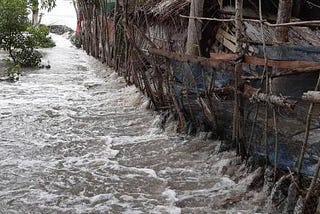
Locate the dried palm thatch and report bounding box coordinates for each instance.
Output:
[148,0,189,23]
[132,0,190,26]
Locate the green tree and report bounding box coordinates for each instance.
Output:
[0,0,29,62]
[26,25,55,48]
[0,0,42,67]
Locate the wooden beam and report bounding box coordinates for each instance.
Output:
[302,91,320,103]
[244,56,320,70]
[210,53,320,70]
[210,53,235,61]
[149,49,320,73]
[149,48,223,68]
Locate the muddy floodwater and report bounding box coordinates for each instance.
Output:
[0,35,265,213]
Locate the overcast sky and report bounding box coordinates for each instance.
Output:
[41,0,77,30]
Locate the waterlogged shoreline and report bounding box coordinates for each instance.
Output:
[0,26,74,81]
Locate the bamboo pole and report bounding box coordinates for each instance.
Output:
[180,15,320,27]
[258,0,270,166]
[273,105,279,181]
[243,85,296,109]
[92,4,97,57]
[95,4,100,59]
[186,0,204,56]
[263,90,269,165]
[270,58,279,181]
[82,1,91,55]
[246,104,259,156]
[302,91,320,103]
[275,0,293,43]
[232,0,244,156]
[99,0,105,63]
[168,62,186,130]
[124,27,158,109]
[106,0,113,65]
[297,74,320,176]
[113,0,120,71]
[180,14,234,22]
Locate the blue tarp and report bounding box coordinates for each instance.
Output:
[169,45,320,176]
[255,45,320,62]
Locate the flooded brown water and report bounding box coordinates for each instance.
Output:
[0,35,265,213]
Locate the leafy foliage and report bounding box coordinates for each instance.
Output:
[27,25,55,48]
[27,0,56,12]
[0,31,42,67]
[3,59,21,81]
[0,0,30,62]
[40,0,56,12]
[0,0,58,68]
[27,0,57,25]
[0,0,28,33]
[0,0,28,57]
[14,48,42,67]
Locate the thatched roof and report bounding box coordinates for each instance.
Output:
[132,0,190,25]
[148,0,189,23]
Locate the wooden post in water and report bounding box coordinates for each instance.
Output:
[114,0,119,70]
[186,0,204,56]
[99,0,106,63]
[94,4,99,58]
[91,4,96,57]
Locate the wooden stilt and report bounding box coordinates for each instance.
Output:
[275,0,293,43]
[233,0,244,156]
[297,74,320,175]
[186,0,204,56]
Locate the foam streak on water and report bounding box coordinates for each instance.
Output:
[0,35,265,213]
